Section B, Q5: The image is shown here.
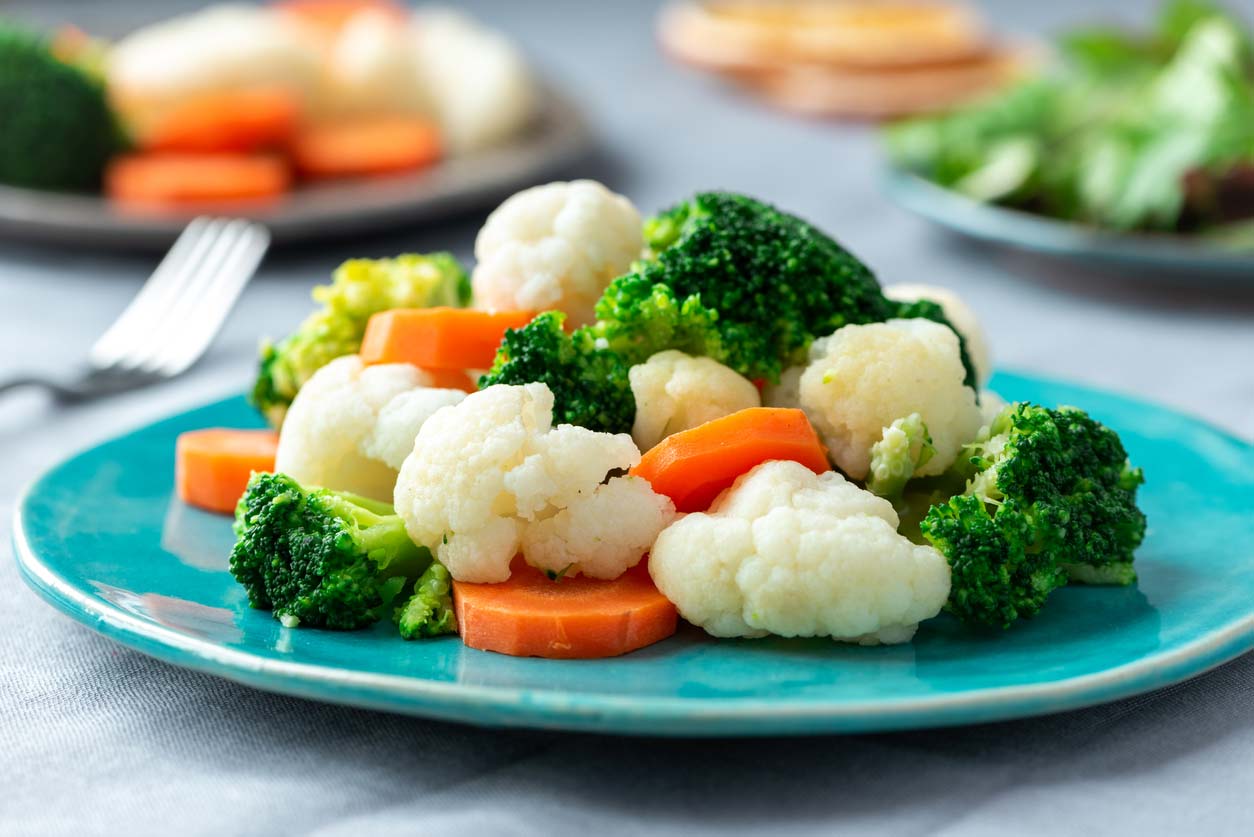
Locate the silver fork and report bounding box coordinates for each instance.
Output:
[0,217,269,402]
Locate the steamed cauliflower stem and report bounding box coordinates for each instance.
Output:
[411,8,536,153]
[649,461,951,644]
[884,283,992,385]
[866,414,937,500]
[394,383,676,583]
[274,355,466,502]
[629,350,761,451]
[472,181,644,327]
[798,319,983,480]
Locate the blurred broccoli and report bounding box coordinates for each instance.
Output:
[251,253,469,427]
[394,562,457,639]
[921,403,1146,629]
[230,472,432,630]
[478,311,635,434]
[0,21,124,191]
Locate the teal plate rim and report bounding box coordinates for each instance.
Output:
[13,371,1254,736]
[882,167,1254,279]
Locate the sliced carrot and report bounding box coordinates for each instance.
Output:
[453,560,677,659]
[421,367,479,393]
[176,429,279,514]
[290,117,441,179]
[360,308,535,371]
[143,87,300,153]
[106,153,290,206]
[630,407,830,513]
[274,0,406,34]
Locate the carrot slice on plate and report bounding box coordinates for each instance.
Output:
[453,561,678,659]
[143,87,300,153]
[274,0,406,34]
[176,429,279,514]
[631,407,830,512]
[106,153,290,206]
[361,308,535,371]
[290,117,442,179]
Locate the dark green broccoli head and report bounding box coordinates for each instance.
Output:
[922,403,1146,628]
[250,253,469,427]
[598,192,891,382]
[478,311,635,434]
[0,23,124,191]
[394,562,457,639]
[230,472,432,630]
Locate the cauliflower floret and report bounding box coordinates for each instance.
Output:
[884,283,992,386]
[394,383,676,583]
[628,350,761,451]
[323,8,431,117]
[274,355,465,501]
[411,8,536,153]
[108,5,323,130]
[650,461,951,644]
[472,181,643,327]
[798,319,982,480]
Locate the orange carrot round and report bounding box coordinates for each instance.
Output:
[453,561,677,659]
[290,117,441,179]
[631,407,830,513]
[176,429,279,514]
[274,0,407,35]
[361,308,536,371]
[106,153,290,206]
[143,87,300,153]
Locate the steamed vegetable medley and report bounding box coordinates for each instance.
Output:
[177,181,1147,658]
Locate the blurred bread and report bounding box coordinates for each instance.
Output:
[658,0,987,71]
[740,46,1035,118]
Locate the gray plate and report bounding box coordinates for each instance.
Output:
[0,90,592,250]
[883,167,1254,280]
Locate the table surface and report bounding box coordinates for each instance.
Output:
[4,1,1254,834]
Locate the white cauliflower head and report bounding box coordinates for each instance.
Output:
[883,283,992,385]
[472,180,643,327]
[323,8,432,117]
[411,8,537,153]
[108,5,322,123]
[394,383,676,583]
[650,461,951,644]
[628,350,761,451]
[274,355,465,501]
[798,319,983,480]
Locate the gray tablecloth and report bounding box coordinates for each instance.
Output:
[5,1,1254,834]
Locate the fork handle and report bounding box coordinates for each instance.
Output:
[0,373,74,401]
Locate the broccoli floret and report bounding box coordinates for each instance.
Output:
[596,192,890,382]
[921,403,1146,629]
[230,472,432,630]
[251,253,469,426]
[394,562,457,639]
[478,311,635,434]
[866,414,937,500]
[0,23,124,191]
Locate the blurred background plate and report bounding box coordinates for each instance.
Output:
[883,167,1254,280]
[0,89,591,251]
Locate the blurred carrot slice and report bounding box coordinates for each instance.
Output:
[290,117,442,179]
[273,0,407,34]
[106,153,290,205]
[144,87,300,153]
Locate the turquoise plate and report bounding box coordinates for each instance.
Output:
[883,168,1254,279]
[13,372,1254,736]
